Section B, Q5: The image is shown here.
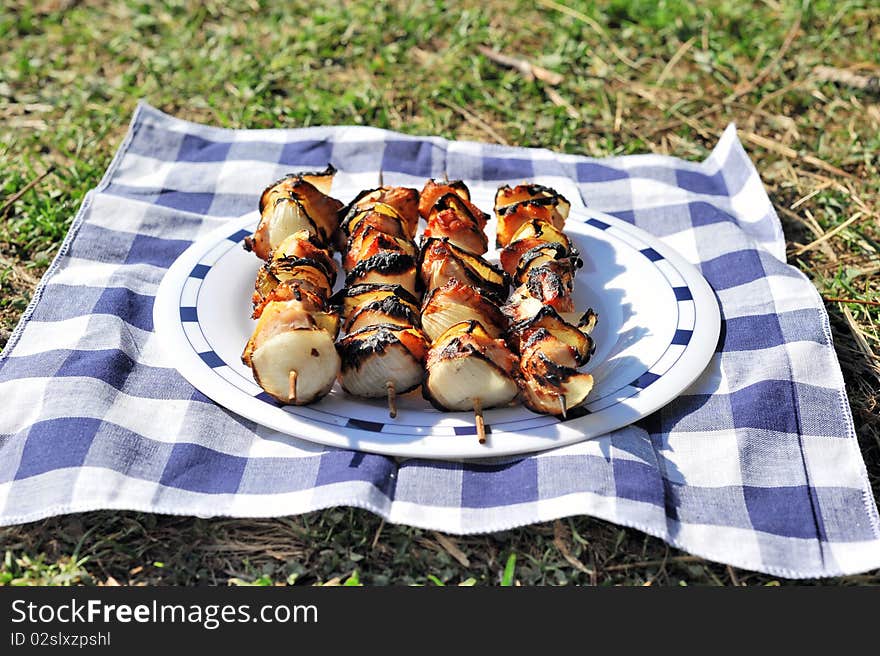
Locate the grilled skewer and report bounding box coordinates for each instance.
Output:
[494,184,598,416]
[418,179,519,442]
[334,178,429,417]
[242,167,344,405]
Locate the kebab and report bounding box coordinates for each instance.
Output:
[495,184,597,416]
[418,178,519,443]
[241,167,345,405]
[331,177,429,417]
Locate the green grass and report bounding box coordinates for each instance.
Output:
[1,0,878,585]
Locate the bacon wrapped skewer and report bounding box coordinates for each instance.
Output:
[494,184,598,416]
[242,167,344,405]
[334,182,430,416]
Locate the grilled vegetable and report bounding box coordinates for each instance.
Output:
[337,324,429,397]
[345,251,419,296]
[341,187,420,238]
[423,321,519,412]
[512,244,582,286]
[341,204,409,238]
[518,363,594,416]
[344,294,421,333]
[419,238,509,302]
[242,299,341,366]
[242,299,341,405]
[330,283,421,321]
[420,278,506,341]
[508,219,572,249]
[250,329,341,405]
[247,166,343,257]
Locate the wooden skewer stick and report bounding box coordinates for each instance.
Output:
[378,168,384,187]
[474,398,486,444]
[442,170,449,182]
[288,370,298,402]
[558,395,567,419]
[386,380,397,419]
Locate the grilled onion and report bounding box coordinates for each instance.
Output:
[330,283,421,321]
[418,238,509,302]
[423,320,518,411]
[344,252,419,296]
[337,324,428,397]
[248,167,342,256]
[250,329,341,405]
[420,278,506,341]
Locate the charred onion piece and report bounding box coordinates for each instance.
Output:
[512,244,582,286]
[247,166,342,257]
[330,283,421,320]
[423,320,519,412]
[418,238,509,302]
[242,299,340,367]
[420,278,506,341]
[344,251,419,296]
[242,300,341,405]
[344,294,421,333]
[337,324,429,398]
[508,305,595,366]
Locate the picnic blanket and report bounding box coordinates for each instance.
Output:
[2,102,878,579]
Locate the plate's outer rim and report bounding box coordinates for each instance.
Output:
[153,208,720,460]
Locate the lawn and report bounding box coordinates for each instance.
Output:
[0,0,877,585]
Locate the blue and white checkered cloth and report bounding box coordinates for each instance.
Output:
[2,102,878,578]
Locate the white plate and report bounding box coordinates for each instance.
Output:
[154,183,719,460]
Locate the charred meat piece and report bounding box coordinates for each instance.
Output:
[344,251,420,297]
[337,324,429,398]
[512,244,582,286]
[423,320,519,412]
[247,166,342,257]
[269,255,336,300]
[272,232,336,279]
[344,226,418,272]
[252,277,327,319]
[423,208,488,256]
[418,238,509,303]
[508,305,595,366]
[495,200,566,248]
[419,179,488,225]
[420,278,506,341]
[341,187,420,239]
[494,184,570,222]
